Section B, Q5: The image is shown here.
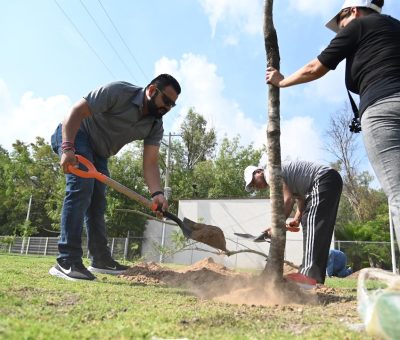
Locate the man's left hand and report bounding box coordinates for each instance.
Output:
[286,220,300,232]
[288,219,300,228]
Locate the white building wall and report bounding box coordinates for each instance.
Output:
[141,198,304,270]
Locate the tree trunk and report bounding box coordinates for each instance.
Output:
[263,0,287,282]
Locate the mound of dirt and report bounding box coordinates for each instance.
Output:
[121,257,322,306]
[181,257,232,273]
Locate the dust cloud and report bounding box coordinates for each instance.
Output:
[121,258,317,306]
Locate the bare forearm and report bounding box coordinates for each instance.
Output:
[143,146,168,213]
[144,164,162,194]
[266,58,329,88]
[143,144,163,195]
[294,199,305,220]
[60,99,92,172]
[62,99,92,143]
[284,198,295,218]
[292,209,303,224]
[281,59,328,87]
[283,183,295,218]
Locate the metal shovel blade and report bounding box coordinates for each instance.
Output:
[234,232,270,243]
[182,218,227,252]
[162,211,193,238]
[234,226,299,243]
[149,212,227,251]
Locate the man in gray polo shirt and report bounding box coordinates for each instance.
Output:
[244,160,342,288]
[49,74,181,281]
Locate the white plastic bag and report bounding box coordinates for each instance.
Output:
[357,268,400,339]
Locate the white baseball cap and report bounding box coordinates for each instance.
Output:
[244,165,261,192]
[326,0,383,33]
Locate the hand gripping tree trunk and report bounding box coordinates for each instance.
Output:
[262,0,287,282]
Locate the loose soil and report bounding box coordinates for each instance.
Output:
[121,257,358,310]
[184,218,227,251]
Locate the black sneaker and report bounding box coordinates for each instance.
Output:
[88,259,129,275]
[49,262,96,281]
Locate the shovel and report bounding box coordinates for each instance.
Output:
[67,155,227,251]
[234,226,300,243]
[234,232,271,243]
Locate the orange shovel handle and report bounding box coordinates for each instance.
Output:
[68,155,158,212]
[67,154,107,182]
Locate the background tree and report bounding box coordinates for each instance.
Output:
[0,146,13,234]
[158,109,217,212]
[0,139,61,236]
[162,111,263,204]
[325,104,391,270]
[210,136,263,198]
[106,143,149,237]
[180,108,217,170]
[0,141,38,236]
[325,103,388,224]
[30,137,63,235]
[326,104,368,221]
[335,202,391,271]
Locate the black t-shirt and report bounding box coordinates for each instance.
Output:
[318,13,400,116]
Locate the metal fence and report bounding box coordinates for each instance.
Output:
[1,236,399,272]
[334,240,399,273]
[0,236,143,261]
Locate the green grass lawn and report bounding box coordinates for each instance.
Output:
[0,254,372,339]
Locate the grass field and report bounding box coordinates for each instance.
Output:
[0,254,373,339]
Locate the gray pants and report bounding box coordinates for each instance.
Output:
[362,92,400,251]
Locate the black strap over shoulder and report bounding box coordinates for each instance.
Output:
[347,89,362,133]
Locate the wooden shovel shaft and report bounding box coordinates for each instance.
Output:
[101,175,189,236]
[102,176,155,211]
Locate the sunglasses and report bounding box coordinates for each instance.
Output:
[156,88,176,108]
[336,8,352,25]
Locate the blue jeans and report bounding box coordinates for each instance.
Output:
[326,249,352,277]
[362,92,400,252]
[51,124,111,265]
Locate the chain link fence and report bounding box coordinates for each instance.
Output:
[1,236,399,272]
[0,236,144,261]
[334,240,400,273]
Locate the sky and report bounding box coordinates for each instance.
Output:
[1,0,399,187]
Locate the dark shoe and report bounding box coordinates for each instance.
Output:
[88,259,129,275]
[284,272,317,290]
[49,262,96,281]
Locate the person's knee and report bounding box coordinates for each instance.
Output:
[66,176,95,204]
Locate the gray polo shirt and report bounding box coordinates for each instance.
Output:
[82,81,164,158]
[281,161,330,199]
